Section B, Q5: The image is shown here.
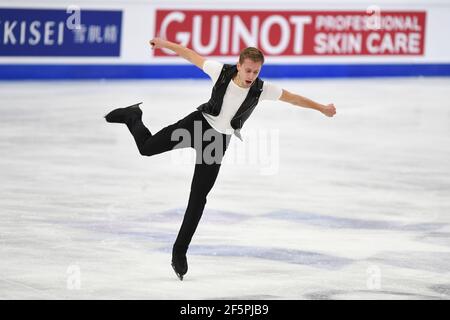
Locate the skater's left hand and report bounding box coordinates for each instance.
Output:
[149,37,167,50]
[320,103,336,117]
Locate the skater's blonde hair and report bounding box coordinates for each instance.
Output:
[239,47,264,65]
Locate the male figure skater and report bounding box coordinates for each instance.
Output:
[105,37,336,280]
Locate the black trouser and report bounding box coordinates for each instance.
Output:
[126,110,231,255]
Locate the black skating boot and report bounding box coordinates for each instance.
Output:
[171,246,188,281]
[104,102,143,124]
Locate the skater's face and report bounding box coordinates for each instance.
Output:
[236,59,262,88]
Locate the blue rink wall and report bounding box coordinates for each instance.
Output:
[1,63,450,80]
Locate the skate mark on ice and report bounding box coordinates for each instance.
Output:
[187,245,352,269]
[264,210,445,231]
[368,251,450,273]
[428,284,450,299]
[147,207,250,224]
[305,289,439,300]
[415,232,450,247]
[303,290,345,300]
[41,218,175,244]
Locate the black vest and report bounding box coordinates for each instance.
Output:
[197,64,264,140]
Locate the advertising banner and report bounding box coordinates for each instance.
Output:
[154,10,426,57]
[0,8,122,56]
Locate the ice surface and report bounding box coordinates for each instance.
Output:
[0,77,449,299]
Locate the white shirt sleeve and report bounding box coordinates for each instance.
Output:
[203,60,223,83]
[260,81,283,101]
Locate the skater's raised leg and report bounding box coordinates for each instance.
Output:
[106,104,201,157]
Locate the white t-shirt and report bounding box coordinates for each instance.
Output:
[201,60,282,136]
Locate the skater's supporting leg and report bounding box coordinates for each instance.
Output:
[173,162,223,251]
[173,127,230,254]
[171,161,223,279]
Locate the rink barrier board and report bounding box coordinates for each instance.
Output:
[0,64,450,80]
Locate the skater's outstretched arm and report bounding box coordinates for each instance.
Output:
[279,89,336,117]
[150,37,205,69]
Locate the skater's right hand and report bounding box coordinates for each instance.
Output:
[320,103,337,117]
[149,37,166,50]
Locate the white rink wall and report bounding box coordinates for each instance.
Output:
[0,0,449,78]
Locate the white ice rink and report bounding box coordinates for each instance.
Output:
[0,77,449,299]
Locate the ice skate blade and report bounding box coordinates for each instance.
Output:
[120,102,143,109]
